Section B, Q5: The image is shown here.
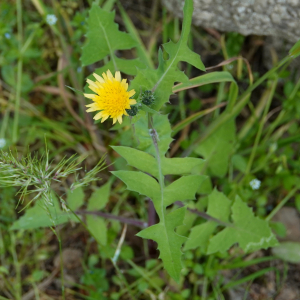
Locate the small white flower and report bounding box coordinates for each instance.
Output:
[249,178,261,190]
[4,33,11,39]
[46,14,57,26]
[0,138,6,148]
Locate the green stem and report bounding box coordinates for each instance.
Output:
[58,235,65,299]
[51,228,65,300]
[10,233,21,300]
[245,78,278,175]
[13,0,23,143]
[148,115,165,221]
[111,260,134,300]
[66,203,99,241]
[265,186,299,221]
[183,55,291,156]
[0,94,12,139]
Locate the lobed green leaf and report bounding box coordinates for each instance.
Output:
[10,194,77,230]
[137,207,187,282]
[161,157,204,175]
[112,146,158,177]
[111,171,160,201]
[164,175,206,206]
[67,187,84,211]
[130,0,205,111]
[86,215,107,246]
[81,5,136,67]
[207,196,278,254]
[184,189,231,251]
[87,181,111,211]
[195,120,235,177]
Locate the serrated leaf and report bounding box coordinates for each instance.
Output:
[91,58,145,78]
[272,242,300,263]
[81,5,136,66]
[207,196,278,254]
[137,207,187,282]
[135,114,173,157]
[112,146,158,177]
[176,210,198,236]
[86,215,107,245]
[164,175,206,206]
[130,0,205,111]
[141,103,159,114]
[196,176,213,194]
[184,189,231,251]
[87,182,111,211]
[10,195,78,230]
[112,171,160,201]
[195,120,235,177]
[161,157,204,175]
[67,187,84,211]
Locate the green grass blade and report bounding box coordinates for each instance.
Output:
[172,103,227,136]
[117,2,154,69]
[172,71,236,93]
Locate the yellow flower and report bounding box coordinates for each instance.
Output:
[84,70,136,124]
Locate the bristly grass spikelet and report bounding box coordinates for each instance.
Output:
[0,150,106,214]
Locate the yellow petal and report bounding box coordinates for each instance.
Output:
[102,72,108,81]
[117,116,123,124]
[94,112,103,120]
[115,71,121,82]
[86,103,95,107]
[124,111,129,116]
[101,115,109,123]
[106,69,113,81]
[86,107,97,112]
[113,117,117,124]
[95,80,104,89]
[129,99,137,105]
[121,79,128,90]
[128,90,135,97]
[84,93,96,99]
[87,79,98,88]
[88,85,99,94]
[93,73,105,83]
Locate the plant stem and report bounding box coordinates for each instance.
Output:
[183,55,291,157]
[265,186,299,221]
[9,233,21,300]
[245,78,278,175]
[51,228,65,300]
[13,0,23,143]
[148,115,165,221]
[76,210,147,228]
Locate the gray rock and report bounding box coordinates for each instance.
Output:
[162,0,300,42]
[272,207,300,242]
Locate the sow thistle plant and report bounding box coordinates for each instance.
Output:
[80,0,280,282]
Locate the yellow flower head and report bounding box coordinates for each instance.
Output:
[84,70,136,124]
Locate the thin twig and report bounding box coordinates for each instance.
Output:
[175,201,231,227]
[21,269,59,300]
[76,210,147,228]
